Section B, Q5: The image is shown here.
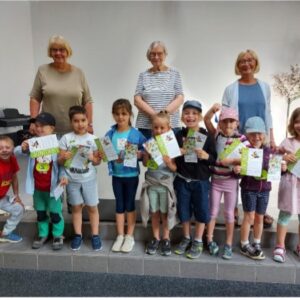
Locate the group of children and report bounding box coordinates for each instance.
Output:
[0,98,300,264]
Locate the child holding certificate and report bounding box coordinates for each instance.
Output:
[58,106,102,251]
[15,113,67,250]
[106,99,146,253]
[204,104,246,259]
[140,111,177,256]
[233,116,273,260]
[174,100,217,259]
[273,108,300,263]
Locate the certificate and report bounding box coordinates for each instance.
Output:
[53,184,64,201]
[155,130,181,159]
[64,145,91,169]
[123,143,138,168]
[143,138,164,166]
[218,139,246,161]
[267,154,282,181]
[183,129,207,163]
[29,134,59,158]
[288,149,300,178]
[240,148,263,177]
[95,137,118,162]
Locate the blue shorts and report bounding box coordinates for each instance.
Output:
[112,176,139,213]
[66,178,99,207]
[174,176,210,223]
[241,190,269,215]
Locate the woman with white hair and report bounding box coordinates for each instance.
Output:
[134,41,184,139]
[222,49,275,229]
[29,35,94,136]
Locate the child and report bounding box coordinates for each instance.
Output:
[204,104,245,259]
[140,111,177,256]
[106,99,146,253]
[174,100,217,259]
[0,135,24,243]
[273,108,300,263]
[15,112,67,250]
[58,106,101,251]
[234,116,273,260]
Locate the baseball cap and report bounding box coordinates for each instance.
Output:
[219,107,238,121]
[34,112,56,126]
[182,100,202,112]
[245,116,266,133]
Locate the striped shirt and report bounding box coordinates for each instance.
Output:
[134,67,183,129]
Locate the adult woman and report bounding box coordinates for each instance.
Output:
[222,49,275,228]
[134,41,184,139]
[29,35,94,135]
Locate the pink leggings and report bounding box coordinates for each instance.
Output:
[210,177,239,223]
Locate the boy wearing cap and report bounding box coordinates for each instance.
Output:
[232,116,277,260]
[204,103,246,259]
[174,100,217,259]
[0,135,24,243]
[15,112,67,250]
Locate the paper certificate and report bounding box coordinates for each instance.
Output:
[267,154,282,181]
[240,148,263,177]
[155,130,181,159]
[183,129,207,163]
[53,184,64,201]
[143,138,164,166]
[288,149,300,178]
[29,134,59,158]
[64,145,91,169]
[95,137,118,162]
[123,143,138,168]
[218,139,246,161]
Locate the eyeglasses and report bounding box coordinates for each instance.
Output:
[50,48,67,53]
[239,58,255,65]
[149,52,165,58]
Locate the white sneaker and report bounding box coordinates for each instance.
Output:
[121,234,135,253]
[112,235,124,252]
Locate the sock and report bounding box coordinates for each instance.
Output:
[253,239,261,244]
[194,238,202,243]
[241,240,249,247]
[184,235,191,240]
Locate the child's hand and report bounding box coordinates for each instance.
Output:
[180,148,187,155]
[283,153,297,164]
[60,151,72,161]
[137,150,143,160]
[162,155,172,167]
[21,140,29,152]
[195,149,209,160]
[88,152,101,165]
[13,195,24,209]
[281,161,287,172]
[60,177,68,186]
[220,158,240,166]
[233,165,241,174]
[211,103,221,113]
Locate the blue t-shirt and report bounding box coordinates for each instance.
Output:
[238,82,265,134]
[112,129,138,177]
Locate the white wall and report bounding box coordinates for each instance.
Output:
[1,1,300,202]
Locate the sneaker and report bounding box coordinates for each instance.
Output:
[174,237,191,255]
[112,235,125,252]
[208,241,219,256]
[0,232,22,243]
[91,235,102,251]
[252,242,265,259]
[121,234,135,253]
[294,244,300,257]
[186,240,203,259]
[32,236,48,249]
[240,243,264,260]
[146,238,160,255]
[71,234,82,251]
[161,239,171,256]
[52,237,64,251]
[273,246,286,263]
[222,244,233,260]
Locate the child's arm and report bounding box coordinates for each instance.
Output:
[88,150,102,166]
[219,157,241,166]
[203,103,221,136]
[163,155,177,172]
[58,149,72,166]
[11,174,24,208]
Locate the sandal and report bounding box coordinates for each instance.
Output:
[273,246,286,263]
[294,244,300,257]
[263,214,274,229]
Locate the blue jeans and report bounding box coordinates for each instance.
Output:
[241,190,269,215]
[174,176,210,223]
[112,176,139,213]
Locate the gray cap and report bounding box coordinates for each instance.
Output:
[182,100,202,112]
[245,116,266,133]
[34,112,56,126]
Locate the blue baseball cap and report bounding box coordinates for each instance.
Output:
[245,116,266,133]
[182,100,202,112]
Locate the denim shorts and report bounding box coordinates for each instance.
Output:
[148,185,168,214]
[174,176,210,223]
[66,178,99,207]
[241,190,269,215]
[112,176,139,213]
